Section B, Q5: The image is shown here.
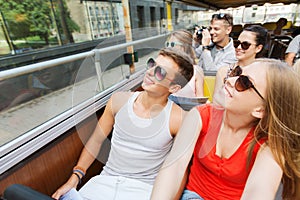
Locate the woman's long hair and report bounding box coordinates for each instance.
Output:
[253,58,300,199]
[168,30,197,64]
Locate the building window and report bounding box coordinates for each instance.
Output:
[150,7,156,27]
[137,6,145,28]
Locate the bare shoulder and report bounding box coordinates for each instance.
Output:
[110,91,134,115]
[217,65,229,76]
[169,103,186,137]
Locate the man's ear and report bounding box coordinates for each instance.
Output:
[251,106,265,119]
[169,84,181,94]
[226,26,232,35]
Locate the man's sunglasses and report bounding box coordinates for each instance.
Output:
[147,58,174,82]
[165,41,183,48]
[233,40,255,50]
[212,13,230,25]
[224,65,264,100]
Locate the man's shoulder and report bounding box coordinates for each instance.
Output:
[110,91,134,113]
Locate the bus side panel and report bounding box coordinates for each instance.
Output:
[0,110,105,197]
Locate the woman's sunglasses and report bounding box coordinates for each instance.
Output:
[165,41,183,48]
[233,40,255,50]
[224,65,264,100]
[147,58,174,82]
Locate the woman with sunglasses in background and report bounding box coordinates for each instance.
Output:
[165,30,205,107]
[213,25,268,106]
[151,58,300,200]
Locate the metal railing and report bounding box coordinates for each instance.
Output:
[0,34,168,175]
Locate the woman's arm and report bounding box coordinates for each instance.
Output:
[212,66,228,105]
[194,66,204,97]
[241,145,283,200]
[150,108,202,200]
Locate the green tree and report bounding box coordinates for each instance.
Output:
[0,0,80,45]
[0,0,52,44]
[54,0,80,44]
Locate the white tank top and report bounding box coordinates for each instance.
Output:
[101,92,174,185]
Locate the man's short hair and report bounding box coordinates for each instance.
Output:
[158,48,194,88]
[211,13,233,26]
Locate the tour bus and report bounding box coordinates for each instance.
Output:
[0,0,299,199]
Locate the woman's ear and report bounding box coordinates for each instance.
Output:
[251,105,265,119]
[169,84,181,94]
[256,44,263,54]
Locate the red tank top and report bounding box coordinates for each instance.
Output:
[186,104,266,200]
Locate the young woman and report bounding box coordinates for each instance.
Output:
[213,25,268,106]
[150,58,300,200]
[166,30,204,98]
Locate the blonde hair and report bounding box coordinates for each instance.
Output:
[167,30,196,64]
[253,58,300,199]
[293,59,300,74]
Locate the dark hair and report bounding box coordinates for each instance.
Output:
[244,25,269,57]
[159,48,193,88]
[211,13,233,27]
[277,18,287,26]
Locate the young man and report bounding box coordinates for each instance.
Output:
[194,13,237,71]
[52,48,194,200]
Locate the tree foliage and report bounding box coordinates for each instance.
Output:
[0,0,51,41]
[0,0,80,44]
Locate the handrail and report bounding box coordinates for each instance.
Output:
[0,34,168,81]
[0,34,167,175]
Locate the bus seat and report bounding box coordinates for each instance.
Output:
[268,35,293,60]
[263,22,276,31]
[231,25,243,39]
[203,76,215,102]
[3,184,52,200]
[243,23,262,29]
[283,21,292,30]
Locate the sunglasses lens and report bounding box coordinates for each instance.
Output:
[154,66,167,81]
[241,42,251,50]
[147,58,155,68]
[219,13,225,18]
[229,66,242,77]
[165,42,176,48]
[233,40,240,48]
[235,75,252,91]
[234,40,251,50]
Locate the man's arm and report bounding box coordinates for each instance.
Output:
[241,145,283,200]
[285,52,296,66]
[52,92,128,199]
[150,108,202,200]
[285,35,300,66]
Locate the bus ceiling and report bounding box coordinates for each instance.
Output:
[176,0,300,10]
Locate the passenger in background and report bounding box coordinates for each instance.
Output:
[165,30,204,101]
[273,18,288,36]
[193,13,236,71]
[285,34,300,66]
[213,25,268,106]
[293,58,300,74]
[52,48,194,200]
[150,59,300,200]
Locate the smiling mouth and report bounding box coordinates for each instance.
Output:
[143,74,154,84]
